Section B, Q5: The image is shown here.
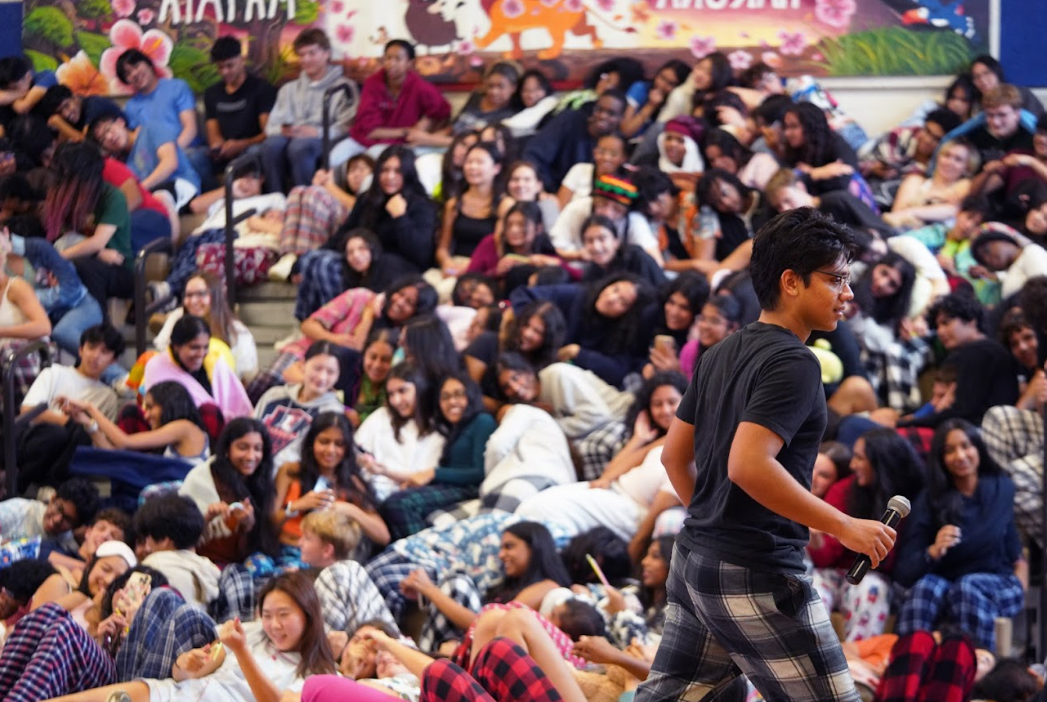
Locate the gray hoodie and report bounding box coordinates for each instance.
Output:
[266,65,358,140]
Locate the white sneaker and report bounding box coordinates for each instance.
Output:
[274,328,303,351]
[268,253,297,282]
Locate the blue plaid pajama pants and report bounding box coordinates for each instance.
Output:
[635,543,860,702]
[896,572,1024,652]
[0,602,116,701]
[382,483,480,541]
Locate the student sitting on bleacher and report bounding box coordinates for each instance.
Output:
[204,36,276,174]
[16,324,123,492]
[0,477,98,553]
[262,29,358,194]
[142,314,252,422]
[894,419,1026,653]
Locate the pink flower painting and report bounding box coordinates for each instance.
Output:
[336,24,354,44]
[113,0,136,19]
[595,0,615,11]
[689,36,716,59]
[137,8,155,25]
[99,20,173,96]
[728,50,753,71]
[564,0,584,12]
[655,20,678,41]
[777,30,806,56]
[815,0,857,29]
[501,0,525,18]
[56,51,109,97]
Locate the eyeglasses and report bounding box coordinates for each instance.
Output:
[440,390,467,402]
[814,269,851,290]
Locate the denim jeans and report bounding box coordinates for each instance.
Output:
[262,135,322,193]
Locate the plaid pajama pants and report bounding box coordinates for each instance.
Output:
[981,405,1045,550]
[419,572,484,652]
[0,602,116,702]
[896,572,1024,651]
[293,249,345,321]
[281,186,347,256]
[365,549,437,622]
[421,637,564,702]
[635,543,861,702]
[875,630,977,702]
[382,483,480,541]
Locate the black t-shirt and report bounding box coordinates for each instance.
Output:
[968,126,1035,166]
[204,74,277,141]
[675,322,826,573]
[465,331,502,398]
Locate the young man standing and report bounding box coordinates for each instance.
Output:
[262,29,358,193]
[204,37,276,171]
[637,208,896,701]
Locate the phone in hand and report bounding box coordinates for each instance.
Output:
[653,335,677,354]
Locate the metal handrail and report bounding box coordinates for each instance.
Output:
[2,340,51,497]
[222,151,263,306]
[321,83,356,172]
[133,237,174,357]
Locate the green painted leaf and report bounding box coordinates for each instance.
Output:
[75,31,110,67]
[24,7,74,48]
[78,0,114,20]
[25,50,58,74]
[293,0,320,25]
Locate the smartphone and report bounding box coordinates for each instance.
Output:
[315,476,331,493]
[122,572,152,613]
[654,335,677,354]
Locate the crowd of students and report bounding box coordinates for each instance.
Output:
[0,28,1046,702]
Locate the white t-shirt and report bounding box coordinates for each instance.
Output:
[355,407,446,502]
[22,365,118,420]
[192,193,288,236]
[560,163,595,203]
[615,445,674,509]
[145,621,306,702]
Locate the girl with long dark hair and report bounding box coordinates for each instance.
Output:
[511,272,655,387]
[327,145,436,272]
[179,417,278,563]
[355,362,445,503]
[437,142,503,276]
[399,520,571,652]
[809,428,925,641]
[781,102,862,197]
[272,411,389,555]
[894,419,1025,652]
[380,372,496,540]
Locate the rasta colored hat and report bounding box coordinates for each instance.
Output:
[593,174,638,207]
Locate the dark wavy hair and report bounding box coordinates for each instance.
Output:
[43,141,104,242]
[386,362,435,440]
[846,427,925,522]
[358,145,427,230]
[561,526,632,585]
[381,275,438,325]
[928,419,1002,526]
[851,251,917,331]
[512,68,553,110]
[258,571,337,677]
[401,314,462,378]
[641,535,676,608]
[782,102,837,168]
[441,131,480,202]
[787,101,833,166]
[144,380,205,431]
[211,417,278,556]
[625,371,688,437]
[486,521,571,604]
[582,273,655,356]
[293,412,376,512]
[435,372,485,457]
[656,272,710,333]
[690,52,734,112]
[704,128,755,172]
[504,300,567,369]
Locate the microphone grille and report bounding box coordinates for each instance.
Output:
[887,495,911,518]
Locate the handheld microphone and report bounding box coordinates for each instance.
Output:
[845,495,911,585]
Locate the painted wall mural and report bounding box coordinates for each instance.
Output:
[22,0,990,96]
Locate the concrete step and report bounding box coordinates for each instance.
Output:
[238,282,297,302]
[238,300,297,326]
